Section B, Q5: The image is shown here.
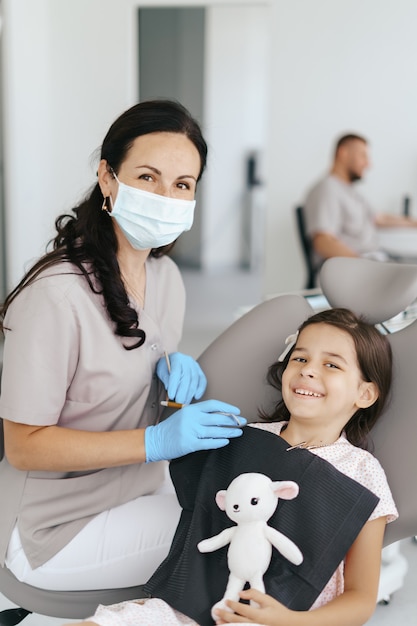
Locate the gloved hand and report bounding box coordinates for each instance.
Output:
[156,352,207,405]
[145,399,246,462]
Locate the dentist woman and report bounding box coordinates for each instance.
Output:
[0,100,244,591]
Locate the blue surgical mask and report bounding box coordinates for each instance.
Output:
[108,175,196,250]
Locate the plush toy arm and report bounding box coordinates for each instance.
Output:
[197,527,236,553]
[264,526,303,566]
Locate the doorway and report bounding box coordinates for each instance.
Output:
[138,4,269,273]
[138,7,205,268]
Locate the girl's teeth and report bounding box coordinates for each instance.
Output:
[295,389,322,397]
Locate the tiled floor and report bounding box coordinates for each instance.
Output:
[0,269,416,624]
[178,267,263,358]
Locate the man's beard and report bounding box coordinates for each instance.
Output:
[347,169,362,183]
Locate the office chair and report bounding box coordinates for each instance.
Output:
[1,257,416,621]
[295,205,317,289]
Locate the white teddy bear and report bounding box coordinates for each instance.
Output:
[197,472,303,620]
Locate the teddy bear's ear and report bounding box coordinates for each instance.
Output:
[215,490,227,511]
[271,480,299,501]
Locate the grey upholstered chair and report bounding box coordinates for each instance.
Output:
[198,257,417,605]
[319,257,417,545]
[199,257,417,547]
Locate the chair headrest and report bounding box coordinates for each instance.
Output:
[319,258,417,325]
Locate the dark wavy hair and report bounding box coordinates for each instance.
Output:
[0,99,207,349]
[260,308,393,450]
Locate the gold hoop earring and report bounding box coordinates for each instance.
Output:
[101,196,113,212]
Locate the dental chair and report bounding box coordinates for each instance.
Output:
[0,257,416,623]
[197,257,417,606]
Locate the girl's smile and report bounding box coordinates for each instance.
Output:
[292,387,324,398]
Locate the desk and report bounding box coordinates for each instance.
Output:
[377,228,417,259]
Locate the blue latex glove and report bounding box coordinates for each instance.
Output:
[145,399,246,462]
[156,352,207,405]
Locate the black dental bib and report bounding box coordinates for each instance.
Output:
[145,426,379,625]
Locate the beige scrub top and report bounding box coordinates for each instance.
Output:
[304,174,379,263]
[0,255,185,569]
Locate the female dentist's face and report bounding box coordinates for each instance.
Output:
[98,131,202,252]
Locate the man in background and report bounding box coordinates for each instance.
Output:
[304,133,417,265]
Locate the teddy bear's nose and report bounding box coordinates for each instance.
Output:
[233,504,239,511]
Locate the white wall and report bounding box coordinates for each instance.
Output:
[265,0,417,295]
[2,0,139,287]
[2,0,417,297]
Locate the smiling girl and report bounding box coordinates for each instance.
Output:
[215,307,397,625]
